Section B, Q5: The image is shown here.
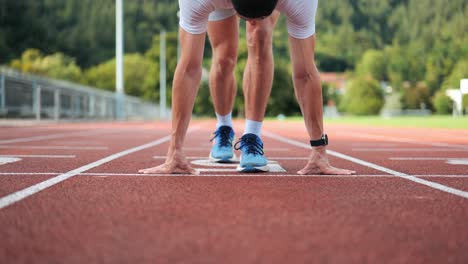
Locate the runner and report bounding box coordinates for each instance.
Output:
[139,0,355,175]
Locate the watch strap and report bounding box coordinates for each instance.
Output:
[310,134,328,147]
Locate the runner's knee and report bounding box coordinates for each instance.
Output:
[247,26,273,50]
[213,55,236,74]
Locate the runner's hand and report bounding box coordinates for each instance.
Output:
[298,146,356,175]
[138,151,199,175]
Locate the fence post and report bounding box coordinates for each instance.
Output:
[75,95,81,118]
[33,82,41,121]
[54,89,60,121]
[102,98,108,118]
[0,74,5,113]
[89,95,95,118]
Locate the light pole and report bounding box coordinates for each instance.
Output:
[115,0,125,120]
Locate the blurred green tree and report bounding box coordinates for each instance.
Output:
[400,82,431,109]
[340,77,384,115]
[82,53,156,100]
[10,49,82,82]
[355,49,387,81]
[433,91,453,114]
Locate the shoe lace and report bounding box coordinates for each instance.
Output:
[234,134,264,155]
[210,126,232,147]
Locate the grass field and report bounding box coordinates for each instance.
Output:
[267,115,468,129]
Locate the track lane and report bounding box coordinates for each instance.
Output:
[1,120,467,263]
[1,174,467,263]
[264,121,468,193]
[0,125,173,202]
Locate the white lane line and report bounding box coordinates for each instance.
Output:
[0,173,60,175]
[0,127,199,210]
[99,173,371,177]
[0,130,113,144]
[190,159,286,172]
[195,165,286,173]
[1,172,468,178]
[390,158,467,160]
[263,131,468,199]
[184,147,290,151]
[0,146,107,150]
[50,141,104,146]
[353,148,468,152]
[190,159,282,167]
[447,160,468,165]
[0,155,75,158]
[390,158,468,165]
[0,157,22,165]
[338,132,468,150]
[153,156,207,159]
[153,156,308,160]
[351,143,399,147]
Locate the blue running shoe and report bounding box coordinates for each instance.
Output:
[234,133,269,172]
[209,126,236,163]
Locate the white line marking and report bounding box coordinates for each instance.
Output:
[1,172,468,178]
[184,147,290,151]
[263,131,468,199]
[50,140,104,145]
[0,146,107,150]
[0,127,200,209]
[0,130,113,144]
[196,164,286,173]
[190,159,286,172]
[197,168,235,172]
[353,148,468,152]
[190,159,281,167]
[389,157,468,165]
[0,157,22,165]
[87,173,385,177]
[446,159,468,165]
[154,156,201,159]
[153,156,308,160]
[339,132,468,150]
[264,157,308,160]
[0,155,75,158]
[390,158,467,160]
[0,173,60,175]
[351,143,399,147]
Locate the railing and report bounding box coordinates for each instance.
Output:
[0,67,168,121]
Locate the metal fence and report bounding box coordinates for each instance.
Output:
[0,67,168,121]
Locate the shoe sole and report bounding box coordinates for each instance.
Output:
[209,152,237,163]
[236,164,269,173]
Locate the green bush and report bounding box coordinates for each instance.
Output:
[340,77,384,115]
[82,53,157,100]
[442,59,468,90]
[355,49,387,81]
[401,81,431,109]
[10,49,82,82]
[432,91,453,114]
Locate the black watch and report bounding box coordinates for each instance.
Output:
[310,134,328,147]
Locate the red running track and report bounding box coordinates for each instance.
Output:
[0,120,467,263]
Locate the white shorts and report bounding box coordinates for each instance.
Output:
[208,8,236,22]
[179,0,317,39]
